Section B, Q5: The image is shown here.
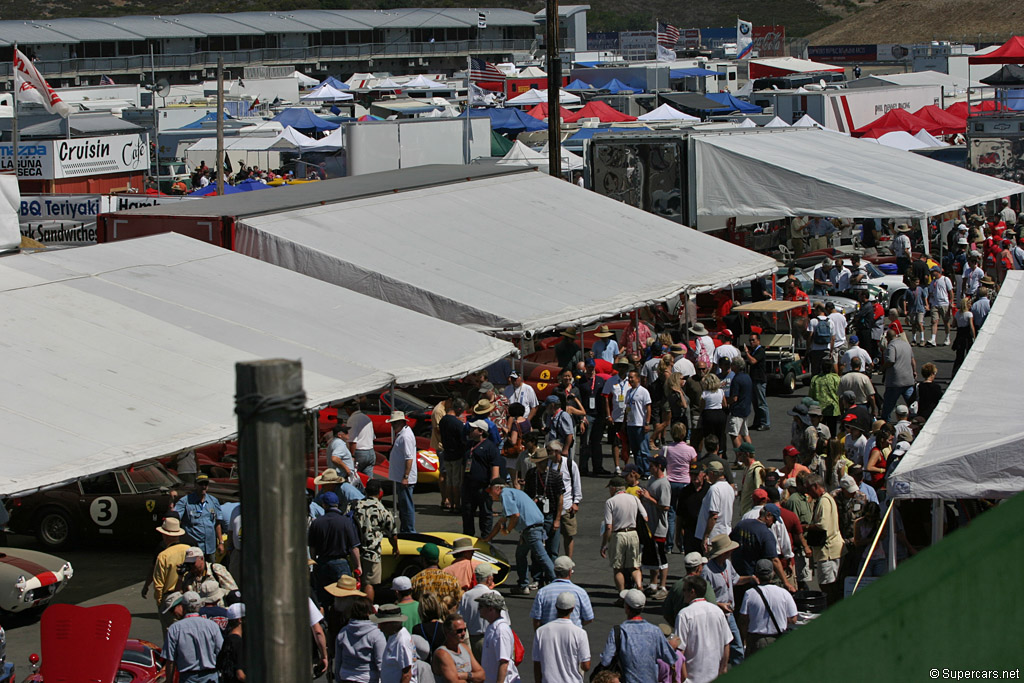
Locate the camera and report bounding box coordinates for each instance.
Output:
[176,563,189,576]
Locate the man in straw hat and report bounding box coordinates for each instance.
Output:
[443,537,483,591]
[472,398,502,445]
[149,515,191,633]
[374,604,417,682]
[323,574,366,671]
[892,223,913,275]
[702,534,745,666]
[387,410,418,533]
[555,327,583,371]
[592,324,620,364]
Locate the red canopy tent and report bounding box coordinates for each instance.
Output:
[525,103,577,121]
[945,100,1009,118]
[563,101,637,123]
[968,36,1024,64]
[852,107,941,137]
[912,104,967,135]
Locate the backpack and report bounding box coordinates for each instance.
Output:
[812,316,832,345]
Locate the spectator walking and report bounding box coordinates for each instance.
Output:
[530,556,594,629]
[600,477,648,600]
[673,576,732,683]
[485,479,554,596]
[307,491,361,609]
[533,592,591,683]
[479,592,520,683]
[163,591,224,683]
[388,411,419,533]
[737,559,797,655]
[599,589,679,683]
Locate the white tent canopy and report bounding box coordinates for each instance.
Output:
[496,141,584,172]
[914,129,949,147]
[637,103,699,122]
[506,89,581,106]
[188,136,282,153]
[737,118,757,128]
[518,66,547,78]
[692,128,1024,219]
[300,83,354,102]
[372,78,403,90]
[402,75,445,89]
[889,272,1024,500]
[0,233,514,496]
[791,114,826,129]
[292,70,319,87]
[763,116,790,128]
[862,130,930,151]
[271,126,319,149]
[234,169,778,334]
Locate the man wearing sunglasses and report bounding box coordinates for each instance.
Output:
[174,474,224,564]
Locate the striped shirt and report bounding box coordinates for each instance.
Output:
[529,578,594,627]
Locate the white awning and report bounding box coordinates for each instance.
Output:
[234,170,778,335]
[692,128,1024,219]
[889,271,1024,500]
[0,233,514,496]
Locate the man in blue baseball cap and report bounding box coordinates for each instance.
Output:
[307,490,362,607]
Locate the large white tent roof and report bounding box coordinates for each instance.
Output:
[692,128,1023,219]
[889,271,1024,500]
[0,233,514,496]
[234,170,777,335]
[637,103,699,122]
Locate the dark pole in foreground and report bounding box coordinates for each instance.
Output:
[546,0,561,178]
[236,359,310,683]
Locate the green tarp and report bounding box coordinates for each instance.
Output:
[722,494,1023,681]
[491,130,514,157]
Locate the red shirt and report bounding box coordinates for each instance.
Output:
[786,288,812,316]
[777,504,803,551]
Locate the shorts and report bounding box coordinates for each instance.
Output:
[360,558,382,585]
[727,415,749,438]
[815,558,840,586]
[443,460,464,490]
[642,538,669,571]
[609,530,640,570]
[912,312,925,327]
[560,511,578,539]
[931,305,950,323]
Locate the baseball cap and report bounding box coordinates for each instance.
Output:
[807,405,823,417]
[184,547,203,563]
[763,503,782,520]
[545,394,561,406]
[555,592,577,610]
[684,552,708,568]
[508,371,520,379]
[752,488,769,503]
[705,460,724,473]
[620,588,646,610]
[895,404,909,416]
[553,556,575,573]
[607,476,627,488]
[474,563,497,579]
[488,477,505,488]
[650,455,667,469]
[840,475,858,493]
[417,543,440,562]
[392,576,413,592]
[475,591,506,610]
[622,464,639,475]
[226,602,246,620]
[469,419,490,431]
[320,491,340,507]
[849,334,859,343]
[782,445,799,459]
[479,381,495,392]
[182,591,202,612]
[754,559,774,580]
[738,443,756,454]
[161,591,185,614]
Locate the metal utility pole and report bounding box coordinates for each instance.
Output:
[216,56,225,196]
[545,0,561,178]
[11,43,19,181]
[236,359,310,683]
[150,44,160,187]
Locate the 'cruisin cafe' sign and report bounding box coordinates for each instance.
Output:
[0,133,149,179]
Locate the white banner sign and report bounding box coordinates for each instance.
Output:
[0,134,150,180]
[18,193,194,246]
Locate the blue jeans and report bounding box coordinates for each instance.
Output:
[515,525,555,588]
[668,482,688,552]
[353,449,376,480]
[312,558,352,610]
[625,425,651,475]
[180,673,219,683]
[880,385,914,422]
[396,483,416,533]
[753,380,770,428]
[726,611,745,667]
[543,510,560,558]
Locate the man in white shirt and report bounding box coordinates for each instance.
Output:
[602,358,632,474]
[670,343,696,378]
[926,265,953,347]
[675,575,733,683]
[838,357,877,415]
[737,559,797,655]
[504,371,539,421]
[532,592,590,683]
[479,592,520,683]
[831,257,851,293]
[346,399,378,480]
[695,461,735,551]
[712,331,742,364]
[460,564,505,660]
[960,254,984,300]
[840,335,873,374]
[550,447,583,558]
[376,604,418,683]
[624,370,653,477]
[892,224,913,275]
[388,412,418,533]
[825,302,848,354]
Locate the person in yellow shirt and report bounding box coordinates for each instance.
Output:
[737,443,766,515]
[805,474,844,607]
[150,516,190,635]
[622,464,642,497]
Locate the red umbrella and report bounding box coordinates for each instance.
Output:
[912,104,966,135]
[563,101,637,123]
[525,103,576,121]
[852,107,940,137]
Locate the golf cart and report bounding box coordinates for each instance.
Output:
[731,300,811,395]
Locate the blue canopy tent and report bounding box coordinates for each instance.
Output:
[599,78,637,94]
[565,79,596,91]
[189,179,272,196]
[705,92,762,114]
[459,108,547,134]
[567,126,643,141]
[271,108,341,133]
[180,111,232,129]
[670,68,719,78]
[319,76,350,90]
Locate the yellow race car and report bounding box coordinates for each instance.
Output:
[379,532,510,586]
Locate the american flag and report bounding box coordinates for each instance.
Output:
[657,22,680,49]
[469,57,505,82]
[99,75,115,86]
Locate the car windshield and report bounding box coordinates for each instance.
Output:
[121,646,154,667]
[390,389,430,413]
[127,463,179,492]
[863,262,885,278]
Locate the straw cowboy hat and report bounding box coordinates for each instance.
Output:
[895,224,913,233]
[313,469,343,486]
[451,537,476,555]
[371,604,408,624]
[325,574,366,598]
[560,327,579,339]
[156,517,186,537]
[473,399,494,415]
[594,325,614,338]
[688,322,709,336]
[386,411,407,423]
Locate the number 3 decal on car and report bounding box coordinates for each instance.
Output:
[89,496,119,527]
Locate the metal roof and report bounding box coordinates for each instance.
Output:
[286,10,375,31]
[534,5,591,19]
[225,12,322,34]
[19,114,145,138]
[111,164,530,219]
[0,21,78,46]
[164,14,266,36]
[372,9,474,29]
[34,17,146,42]
[90,15,207,39]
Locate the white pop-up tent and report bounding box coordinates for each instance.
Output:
[300,83,354,102]
[889,271,1024,501]
[637,103,699,122]
[506,89,581,106]
[0,233,514,496]
[691,128,1023,220]
[234,169,778,334]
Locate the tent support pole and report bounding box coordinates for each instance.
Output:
[887,501,898,574]
[931,499,944,546]
[390,380,398,523]
[852,499,894,595]
[519,335,525,375]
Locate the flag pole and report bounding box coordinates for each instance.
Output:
[12,44,19,180]
[464,54,471,165]
[545,0,561,178]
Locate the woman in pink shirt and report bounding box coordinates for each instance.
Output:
[662,422,698,553]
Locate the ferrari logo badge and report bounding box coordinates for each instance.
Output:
[145,499,155,512]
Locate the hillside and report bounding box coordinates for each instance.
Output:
[2,0,841,37]
[807,0,1021,44]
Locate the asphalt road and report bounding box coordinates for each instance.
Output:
[2,341,955,681]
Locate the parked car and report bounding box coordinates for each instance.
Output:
[24,638,165,683]
[0,549,72,614]
[6,461,193,550]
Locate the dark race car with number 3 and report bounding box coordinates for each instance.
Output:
[6,461,221,550]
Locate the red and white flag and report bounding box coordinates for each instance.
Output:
[14,49,73,117]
